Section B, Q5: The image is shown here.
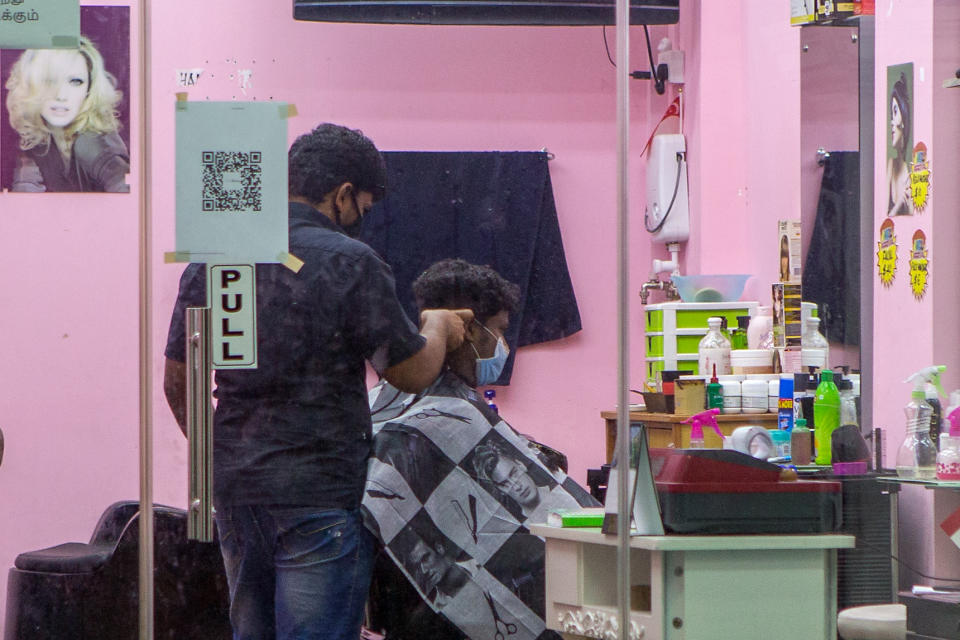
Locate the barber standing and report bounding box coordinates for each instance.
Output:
[163,123,471,640]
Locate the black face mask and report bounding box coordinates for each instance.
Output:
[334,194,364,239]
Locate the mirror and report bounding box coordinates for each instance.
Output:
[799,16,874,425]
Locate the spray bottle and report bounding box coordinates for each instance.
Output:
[683,408,724,449]
[937,406,960,481]
[896,366,944,479]
[945,391,960,439]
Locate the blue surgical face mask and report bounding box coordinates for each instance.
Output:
[472,323,509,386]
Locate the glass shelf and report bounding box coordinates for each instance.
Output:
[877,477,960,490]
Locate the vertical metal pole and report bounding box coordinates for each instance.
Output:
[857,16,875,439]
[186,307,215,542]
[138,0,154,638]
[614,0,631,639]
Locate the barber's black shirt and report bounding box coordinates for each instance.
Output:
[165,202,425,509]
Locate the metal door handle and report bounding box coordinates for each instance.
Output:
[186,307,214,541]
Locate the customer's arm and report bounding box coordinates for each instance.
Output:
[384,309,472,393]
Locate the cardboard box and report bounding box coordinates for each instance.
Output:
[778,220,802,284]
[816,0,855,21]
[790,0,816,25]
[674,379,706,416]
[773,283,803,349]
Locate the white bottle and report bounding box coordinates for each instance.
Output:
[747,306,774,350]
[801,316,830,371]
[698,317,731,376]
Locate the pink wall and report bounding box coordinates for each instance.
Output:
[871,0,936,582]
[0,0,850,630]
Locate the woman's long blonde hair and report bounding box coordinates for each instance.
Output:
[5,36,122,151]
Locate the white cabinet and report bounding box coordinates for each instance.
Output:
[530,525,854,640]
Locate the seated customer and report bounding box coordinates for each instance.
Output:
[362,259,597,640]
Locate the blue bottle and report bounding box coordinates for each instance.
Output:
[484,389,499,414]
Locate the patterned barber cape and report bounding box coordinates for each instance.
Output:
[362,372,598,640]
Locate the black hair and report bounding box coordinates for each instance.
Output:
[472,441,512,483]
[891,73,911,154]
[288,123,387,203]
[412,259,520,324]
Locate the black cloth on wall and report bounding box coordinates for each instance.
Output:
[802,151,860,346]
[360,151,582,384]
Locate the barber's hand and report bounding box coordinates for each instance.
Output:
[420,308,474,352]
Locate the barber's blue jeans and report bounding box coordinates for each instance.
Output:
[215,505,375,640]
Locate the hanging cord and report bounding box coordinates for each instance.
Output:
[854,536,960,583]
[641,24,659,84]
[602,24,665,92]
[644,151,684,234]
[602,24,616,67]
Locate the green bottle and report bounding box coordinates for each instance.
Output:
[731,315,750,349]
[706,364,724,410]
[813,370,840,465]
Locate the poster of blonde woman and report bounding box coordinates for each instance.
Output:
[1,6,129,193]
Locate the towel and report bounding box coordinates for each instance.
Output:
[360,151,582,384]
[802,151,860,346]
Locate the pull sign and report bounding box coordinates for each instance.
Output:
[208,264,257,369]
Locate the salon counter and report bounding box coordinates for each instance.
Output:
[530,524,854,640]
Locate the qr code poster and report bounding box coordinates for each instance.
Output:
[175,101,289,263]
[0,0,80,49]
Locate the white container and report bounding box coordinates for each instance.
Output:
[720,380,742,414]
[741,379,769,414]
[730,349,775,375]
[801,348,827,370]
[717,374,746,382]
[768,379,780,412]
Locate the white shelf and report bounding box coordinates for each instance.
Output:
[530,524,855,550]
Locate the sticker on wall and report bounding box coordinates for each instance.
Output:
[910,142,930,213]
[887,62,914,216]
[876,218,897,287]
[0,0,79,49]
[174,100,292,264]
[207,264,257,369]
[177,68,204,87]
[0,5,130,192]
[909,229,928,300]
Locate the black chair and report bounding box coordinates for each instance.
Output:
[4,501,231,640]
